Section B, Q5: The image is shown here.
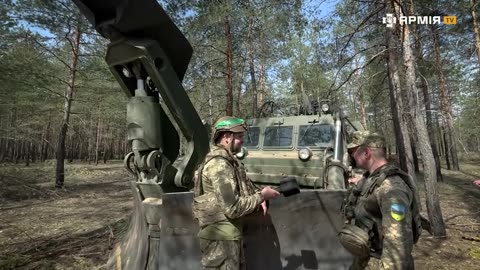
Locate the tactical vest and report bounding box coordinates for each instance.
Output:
[192,146,257,228]
[339,164,422,258]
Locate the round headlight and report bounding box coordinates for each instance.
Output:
[236,147,248,159]
[321,103,329,112]
[298,148,312,161]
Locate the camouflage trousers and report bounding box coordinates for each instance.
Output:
[199,239,245,270]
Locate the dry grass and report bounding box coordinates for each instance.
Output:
[0,161,132,270]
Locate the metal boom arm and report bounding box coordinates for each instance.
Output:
[72,0,209,269]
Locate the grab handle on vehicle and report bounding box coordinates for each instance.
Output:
[275,176,300,197]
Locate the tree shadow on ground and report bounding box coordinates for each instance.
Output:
[413,162,480,269]
[0,172,131,205]
[0,218,128,270]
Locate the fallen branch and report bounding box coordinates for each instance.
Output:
[462,236,480,242]
[0,199,56,211]
[0,174,62,199]
[445,211,480,222]
[69,251,103,256]
[448,223,480,226]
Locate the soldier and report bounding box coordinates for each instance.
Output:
[339,131,422,270]
[192,116,280,270]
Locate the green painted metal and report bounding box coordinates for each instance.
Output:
[241,113,348,189]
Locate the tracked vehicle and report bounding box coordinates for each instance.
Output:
[72,0,359,269]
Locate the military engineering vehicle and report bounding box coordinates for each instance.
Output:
[71,0,360,269]
[240,100,355,190]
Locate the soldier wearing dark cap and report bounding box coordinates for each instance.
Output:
[192,116,280,270]
[340,131,422,270]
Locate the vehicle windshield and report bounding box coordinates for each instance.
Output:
[264,126,293,147]
[243,126,260,147]
[298,124,332,147]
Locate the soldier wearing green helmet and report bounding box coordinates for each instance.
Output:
[192,116,280,270]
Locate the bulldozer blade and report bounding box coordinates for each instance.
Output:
[159,190,352,270]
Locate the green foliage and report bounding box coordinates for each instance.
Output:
[0,0,127,164]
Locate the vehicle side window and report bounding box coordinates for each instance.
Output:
[243,127,260,147]
[264,126,293,147]
[298,124,332,147]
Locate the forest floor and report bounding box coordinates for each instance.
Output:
[0,159,479,270]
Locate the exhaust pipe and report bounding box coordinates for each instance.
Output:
[333,111,343,161]
[326,111,346,190]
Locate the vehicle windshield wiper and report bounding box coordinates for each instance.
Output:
[299,122,316,146]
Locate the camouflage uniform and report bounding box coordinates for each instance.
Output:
[343,131,420,270]
[193,144,263,270]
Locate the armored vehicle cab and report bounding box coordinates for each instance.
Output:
[239,100,356,191]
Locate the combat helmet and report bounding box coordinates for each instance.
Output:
[212,116,248,143]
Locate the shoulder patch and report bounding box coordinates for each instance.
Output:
[390,203,406,221]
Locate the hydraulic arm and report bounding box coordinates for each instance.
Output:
[72,0,209,268]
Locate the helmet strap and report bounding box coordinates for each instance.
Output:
[227,133,234,153]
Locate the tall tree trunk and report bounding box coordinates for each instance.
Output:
[11,101,17,163]
[247,17,258,118]
[414,31,443,181]
[372,106,379,131]
[358,89,368,129]
[117,129,124,159]
[431,25,459,170]
[68,134,74,163]
[258,28,266,108]
[13,141,20,164]
[25,141,31,166]
[234,57,246,117]
[224,15,234,116]
[55,28,82,188]
[396,0,446,236]
[0,117,4,162]
[206,65,216,120]
[0,138,4,162]
[88,115,94,164]
[80,139,84,161]
[258,61,266,107]
[421,77,443,180]
[31,142,36,164]
[434,111,444,157]
[102,124,109,164]
[248,59,257,117]
[41,112,51,162]
[95,105,102,165]
[443,126,450,169]
[385,8,415,178]
[7,139,12,162]
[471,0,480,65]
[411,139,419,172]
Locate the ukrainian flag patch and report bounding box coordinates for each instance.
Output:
[390,203,406,221]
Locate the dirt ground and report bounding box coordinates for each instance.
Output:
[0,160,479,270]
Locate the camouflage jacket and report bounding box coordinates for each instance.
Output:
[352,164,419,270]
[192,145,263,240]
